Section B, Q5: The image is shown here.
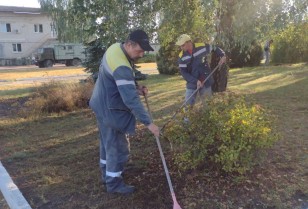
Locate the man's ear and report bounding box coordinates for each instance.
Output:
[125,42,134,52]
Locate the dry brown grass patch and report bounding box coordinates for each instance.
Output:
[21,80,94,116]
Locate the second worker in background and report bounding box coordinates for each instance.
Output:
[175,34,226,106]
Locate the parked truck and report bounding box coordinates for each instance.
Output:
[35,43,86,68]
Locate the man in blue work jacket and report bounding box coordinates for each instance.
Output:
[176,34,226,106]
[89,29,160,194]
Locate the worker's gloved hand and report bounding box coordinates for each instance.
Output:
[147,123,160,137]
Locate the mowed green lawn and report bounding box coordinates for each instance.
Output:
[0,63,307,209]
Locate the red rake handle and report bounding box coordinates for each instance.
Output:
[155,136,182,209]
[144,95,182,209]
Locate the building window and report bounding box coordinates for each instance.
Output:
[6,23,11,32]
[0,23,11,32]
[12,43,22,52]
[0,44,3,58]
[34,24,43,33]
[39,24,43,32]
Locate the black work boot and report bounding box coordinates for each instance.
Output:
[107,179,135,194]
[111,184,135,194]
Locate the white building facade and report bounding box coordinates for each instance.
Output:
[0,6,57,66]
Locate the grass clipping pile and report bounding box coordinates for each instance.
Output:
[163,92,278,175]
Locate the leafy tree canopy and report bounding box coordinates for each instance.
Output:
[39,0,307,46]
[39,0,307,71]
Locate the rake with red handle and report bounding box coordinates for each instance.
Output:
[144,94,182,209]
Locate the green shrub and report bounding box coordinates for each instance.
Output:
[84,39,106,75]
[246,41,263,66]
[229,41,263,68]
[156,43,179,75]
[25,81,93,114]
[137,54,156,63]
[163,92,278,174]
[271,22,308,64]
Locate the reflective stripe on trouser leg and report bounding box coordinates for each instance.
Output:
[97,119,130,192]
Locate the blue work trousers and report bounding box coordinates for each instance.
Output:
[97,117,130,192]
[185,85,212,106]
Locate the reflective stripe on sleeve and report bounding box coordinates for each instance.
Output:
[100,159,106,164]
[179,64,187,68]
[193,47,206,57]
[181,55,191,61]
[106,171,122,177]
[115,80,135,86]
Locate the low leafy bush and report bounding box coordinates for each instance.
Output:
[25,81,93,115]
[163,92,278,174]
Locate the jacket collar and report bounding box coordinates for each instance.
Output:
[120,43,134,68]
